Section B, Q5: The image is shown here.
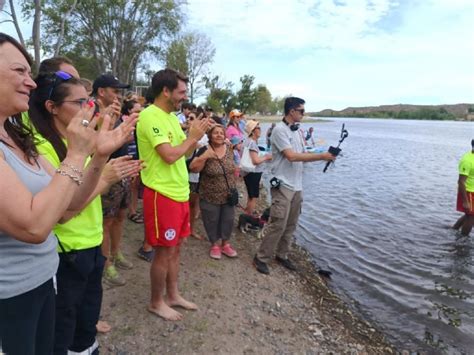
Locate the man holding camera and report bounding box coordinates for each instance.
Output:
[254,97,335,275]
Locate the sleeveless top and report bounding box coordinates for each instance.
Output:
[0,142,59,299]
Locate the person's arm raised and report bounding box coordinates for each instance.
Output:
[155,118,210,165]
[0,107,99,244]
[281,148,335,163]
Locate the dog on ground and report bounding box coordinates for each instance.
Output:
[238,207,270,236]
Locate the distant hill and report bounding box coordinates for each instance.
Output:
[312,103,474,121]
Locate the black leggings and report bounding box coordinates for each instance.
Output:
[244,172,263,198]
[0,278,56,355]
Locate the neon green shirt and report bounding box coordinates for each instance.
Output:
[35,135,103,252]
[459,151,474,192]
[137,104,189,202]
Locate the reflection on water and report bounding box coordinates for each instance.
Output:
[261,118,474,354]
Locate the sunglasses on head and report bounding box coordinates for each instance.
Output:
[48,71,73,100]
[294,108,305,115]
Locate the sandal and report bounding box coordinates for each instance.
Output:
[137,247,154,262]
[128,212,144,223]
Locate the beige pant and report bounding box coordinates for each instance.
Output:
[256,185,302,263]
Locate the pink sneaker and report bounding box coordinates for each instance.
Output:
[210,245,221,259]
[221,243,238,258]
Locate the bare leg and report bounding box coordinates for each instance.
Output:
[189,192,202,240]
[148,246,183,320]
[110,209,127,257]
[164,244,198,310]
[460,215,474,236]
[102,218,114,268]
[245,197,257,215]
[128,177,139,217]
[453,214,466,230]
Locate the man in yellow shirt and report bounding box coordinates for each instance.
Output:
[453,139,474,236]
[137,68,209,321]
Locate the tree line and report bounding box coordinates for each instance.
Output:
[1,0,287,114]
[314,107,459,120]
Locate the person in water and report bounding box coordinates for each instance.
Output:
[452,139,474,236]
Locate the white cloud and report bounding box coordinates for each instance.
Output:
[186,0,474,110]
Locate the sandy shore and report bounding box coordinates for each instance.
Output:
[98,185,395,354]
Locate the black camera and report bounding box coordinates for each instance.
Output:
[270,177,280,189]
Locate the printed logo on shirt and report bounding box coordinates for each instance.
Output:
[168,132,174,142]
[153,127,160,135]
[164,228,176,241]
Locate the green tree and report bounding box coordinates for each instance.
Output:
[41,0,184,83]
[254,84,272,114]
[165,32,215,103]
[236,75,256,113]
[204,75,236,113]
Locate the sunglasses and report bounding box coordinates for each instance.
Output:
[60,98,94,108]
[48,71,73,100]
[294,108,305,115]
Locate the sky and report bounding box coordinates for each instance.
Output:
[1,0,473,111]
[183,0,474,111]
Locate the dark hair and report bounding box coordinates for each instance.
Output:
[181,102,194,111]
[121,100,138,115]
[0,33,38,162]
[472,139,474,148]
[284,97,305,115]
[29,73,83,161]
[144,86,154,106]
[38,57,73,73]
[151,68,188,99]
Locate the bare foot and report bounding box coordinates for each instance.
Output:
[165,295,198,310]
[148,303,183,321]
[96,320,111,333]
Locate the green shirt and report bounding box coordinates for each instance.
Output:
[137,104,189,202]
[35,135,103,252]
[459,151,474,192]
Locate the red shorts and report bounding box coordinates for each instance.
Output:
[456,191,474,215]
[143,187,190,247]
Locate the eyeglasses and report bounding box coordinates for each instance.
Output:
[60,98,93,108]
[48,71,73,100]
[294,108,305,115]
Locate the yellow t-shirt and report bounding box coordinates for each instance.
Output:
[137,104,189,202]
[35,135,103,252]
[459,151,474,192]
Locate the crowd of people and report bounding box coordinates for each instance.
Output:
[0,31,338,354]
[3,30,470,354]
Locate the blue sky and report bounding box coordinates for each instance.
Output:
[2,0,473,111]
[184,0,474,111]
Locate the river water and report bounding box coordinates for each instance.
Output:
[260,117,474,354]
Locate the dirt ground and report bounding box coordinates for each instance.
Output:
[99,187,396,354]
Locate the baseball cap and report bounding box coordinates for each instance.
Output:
[92,74,130,94]
[229,109,244,119]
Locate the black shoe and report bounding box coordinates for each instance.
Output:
[253,256,269,274]
[275,256,297,271]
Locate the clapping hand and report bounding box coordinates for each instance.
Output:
[95,112,139,157]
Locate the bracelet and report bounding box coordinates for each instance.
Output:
[60,162,84,177]
[56,168,83,186]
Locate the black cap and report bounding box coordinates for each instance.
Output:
[92,74,130,94]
